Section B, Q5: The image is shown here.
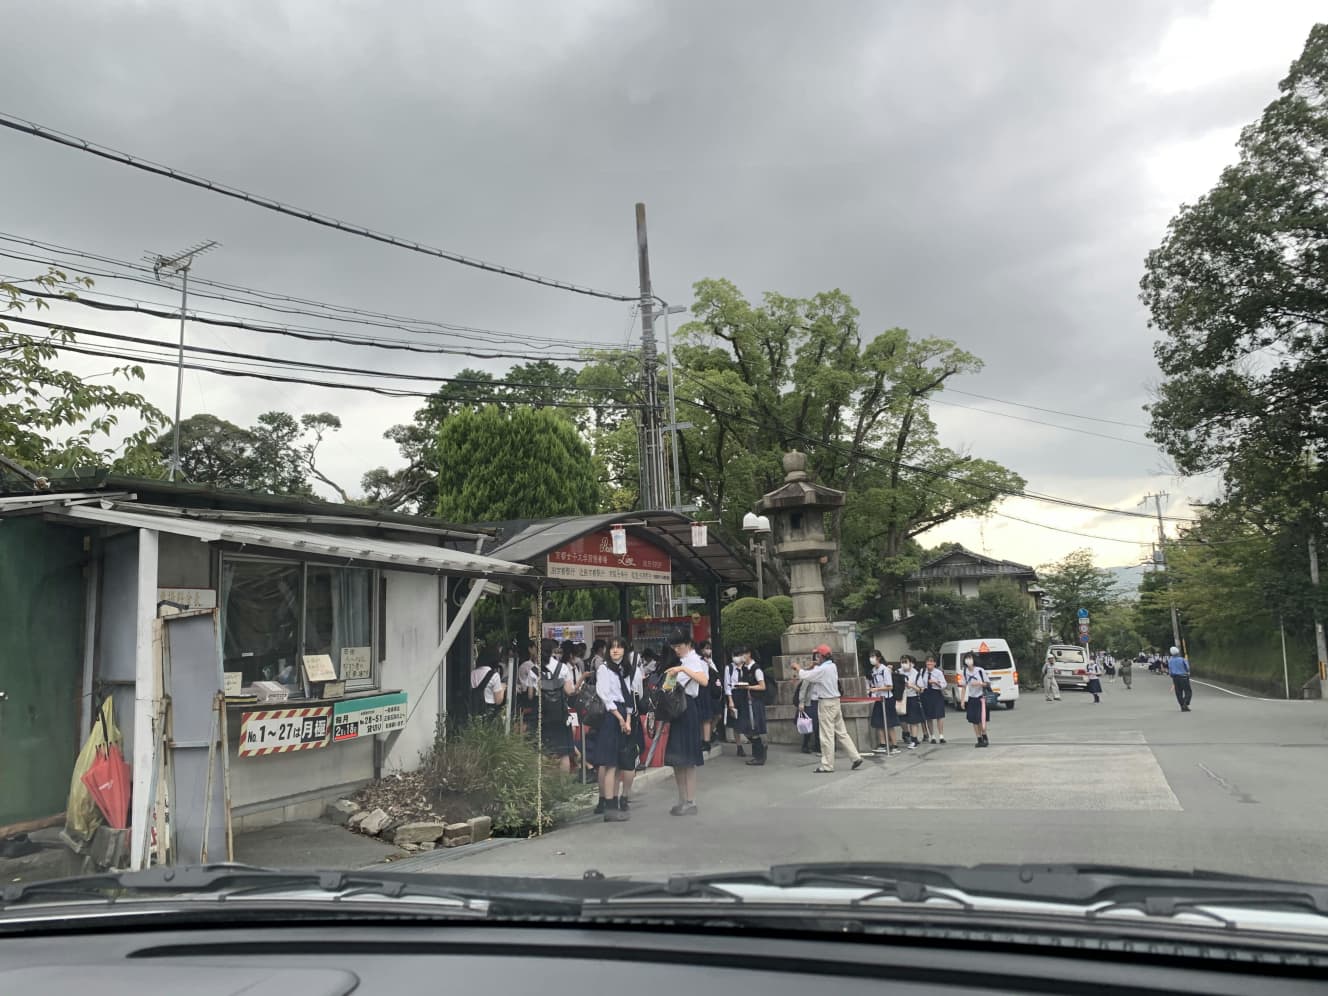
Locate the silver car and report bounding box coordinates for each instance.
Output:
[1046,644,1090,691]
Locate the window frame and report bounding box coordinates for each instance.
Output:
[219,552,381,694]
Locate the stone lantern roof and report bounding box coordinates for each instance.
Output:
[757,451,845,512]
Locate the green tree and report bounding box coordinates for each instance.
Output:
[971,579,1038,673]
[435,405,598,522]
[720,597,786,654]
[903,589,977,657]
[1091,601,1144,657]
[766,595,794,629]
[1141,25,1328,524]
[1038,549,1118,643]
[151,410,348,497]
[1,270,166,475]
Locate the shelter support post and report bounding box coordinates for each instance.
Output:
[130,527,158,870]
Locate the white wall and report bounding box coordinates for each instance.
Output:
[381,571,443,771]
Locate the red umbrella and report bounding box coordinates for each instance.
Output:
[81,741,131,830]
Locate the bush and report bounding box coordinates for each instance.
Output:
[722,596,787,652]
[423,716,584,835]
[766,594,794,629]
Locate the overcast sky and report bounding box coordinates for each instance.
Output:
[1,0,1321,568]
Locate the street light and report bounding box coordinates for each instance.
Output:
[742,512,772,599]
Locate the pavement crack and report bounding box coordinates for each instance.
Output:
[1196,762,1258,804]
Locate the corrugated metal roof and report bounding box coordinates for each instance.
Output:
[488,510,752,585]
[48,503,531,578]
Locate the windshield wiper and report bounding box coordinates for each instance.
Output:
[0,865,579,917]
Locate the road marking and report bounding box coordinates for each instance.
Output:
[1197,761,1257,804]
[1190,679,1280,701]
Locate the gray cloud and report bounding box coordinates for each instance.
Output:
[0,0,1314,558]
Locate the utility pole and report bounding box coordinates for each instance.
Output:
[1143,492,1183,652]
[634,204,668,617]
[149,240,218,481]
[1310,532,1327,693]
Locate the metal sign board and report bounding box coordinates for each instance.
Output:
[547,529,672,585]
[239,706,332,757]
[332,691,408,743]
[1077,608,1090,619]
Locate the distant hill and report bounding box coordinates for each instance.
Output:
[1106,564,1148,600]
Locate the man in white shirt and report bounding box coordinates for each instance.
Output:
[791,645,864,774]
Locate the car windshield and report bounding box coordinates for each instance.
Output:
[1,1,1326,942]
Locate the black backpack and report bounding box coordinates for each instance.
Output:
[761,666,780,706]
[539,660,568,715]
[469,667,498,716]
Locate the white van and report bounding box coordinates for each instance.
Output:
[938,638,1021,710]
[1045,644,1089,690]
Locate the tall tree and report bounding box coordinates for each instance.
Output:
[435,405,599,522]
[1,269,165,477]
[1037,549,1118,644]
[151,410,348,498]
[1141,25,1328,526]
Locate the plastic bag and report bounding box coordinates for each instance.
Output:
[796,712,814,735]
[65,698,122,847]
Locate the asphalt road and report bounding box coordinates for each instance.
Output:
[417,671,1328,884]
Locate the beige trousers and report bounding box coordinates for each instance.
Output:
[817,697,862,770]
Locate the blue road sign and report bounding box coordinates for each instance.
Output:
[1077,608,1089,619]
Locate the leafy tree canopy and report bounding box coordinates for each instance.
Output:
[1037,549,1118,644]
[1,270,165,477]
[435,405,599,523]
[1141,24,1328,523]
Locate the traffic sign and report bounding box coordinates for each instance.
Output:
[1077,608,1089,619]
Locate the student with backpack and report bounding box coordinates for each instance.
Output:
[538,638,580,772]
[961,653,993,748]
[732,646,771,767]
[696,640,717,753]
[898,655,924,749]
[613,640,646,808]
[723,650,748,756]
[468,649,506,720]
[867,651,892,754]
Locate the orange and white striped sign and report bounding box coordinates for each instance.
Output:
[239,705,332,757]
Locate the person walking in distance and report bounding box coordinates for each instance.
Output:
[1086,655,1105,704]
[1042,653,1061,701]
[920,655,948,744]
[791,645,864,774]
[1119,654,1133,690]
[663,631,709,815]
[1167,645,1193,712]
[962,653,992,748]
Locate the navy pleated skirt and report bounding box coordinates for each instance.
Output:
[665,694,705,768]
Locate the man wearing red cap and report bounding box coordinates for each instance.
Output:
[791,645,864,773]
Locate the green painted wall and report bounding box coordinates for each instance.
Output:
[0,518,86,825]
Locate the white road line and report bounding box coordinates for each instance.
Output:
[1190,679,1280,701]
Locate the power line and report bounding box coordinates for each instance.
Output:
[675,390,1195,523]
[19,287,611,365]
[987,508,1149,545]
[0,235,626,351]
[929,396,1156,448]
[945,388,1149,429]
[3,314,646,405]
[0,113,637,302]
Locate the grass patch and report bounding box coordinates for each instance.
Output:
[422,716,587,836]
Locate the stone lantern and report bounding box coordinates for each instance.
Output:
[758,451,852,679]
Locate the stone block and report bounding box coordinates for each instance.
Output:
[392,821,448,846]
[347,809,371,828]
[358,808,392,836]
[466,815,492,843]
[418,841,435,851]
[442,822,471,847]
[325,799,361,826]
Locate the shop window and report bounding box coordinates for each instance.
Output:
[305,564,375,689]
[221,557,378,693]
[221,559,301,687]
